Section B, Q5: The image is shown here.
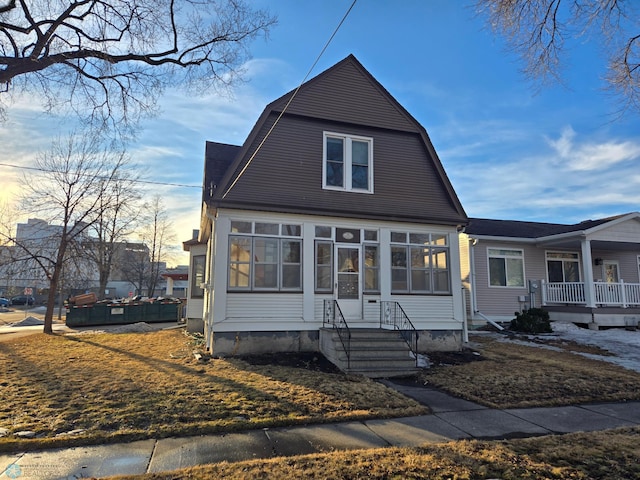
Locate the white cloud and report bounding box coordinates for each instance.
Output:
[547,126,640,171]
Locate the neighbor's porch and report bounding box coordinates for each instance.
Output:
[541,280,640,328]
[542,280,640,308]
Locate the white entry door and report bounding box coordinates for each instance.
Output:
[335,245,362,320]
[603,260,620,283]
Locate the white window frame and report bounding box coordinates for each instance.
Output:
[545,251,581,283]
[390,231,451,295]
[227,221,302,293]
[487,247,525,288]
[322,131,374,193]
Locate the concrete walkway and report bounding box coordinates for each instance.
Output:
[2,381,640,479]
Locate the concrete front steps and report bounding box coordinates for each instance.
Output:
[319,327,420,378]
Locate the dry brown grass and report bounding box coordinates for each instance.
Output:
[0,330,425,452]
[116,427,640,480]
[421,335,640,408]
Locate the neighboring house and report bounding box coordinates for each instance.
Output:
[161,266,189,298]
[460,213,640,329]
[197,54,468,373]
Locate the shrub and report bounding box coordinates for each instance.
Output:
[510,308,552,334]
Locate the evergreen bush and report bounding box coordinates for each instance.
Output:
[510,308,552,334]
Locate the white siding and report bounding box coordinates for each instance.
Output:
[226,293,303,319]
[589,218,640,243]
[390,295,457,330]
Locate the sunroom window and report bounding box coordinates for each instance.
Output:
[228,221,302,292]
[391,232,450,294]
[323,132,373,193]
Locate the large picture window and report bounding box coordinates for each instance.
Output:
[488,248,524,287]
[391,232,450,294]
[191,255,206,298]
[228,221,302,292]
[323,132,373,193]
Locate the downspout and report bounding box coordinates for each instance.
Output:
[469,238,504,331]
[469,238,478,319]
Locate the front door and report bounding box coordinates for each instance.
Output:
[335,245,361,320]
[603,260,620,283]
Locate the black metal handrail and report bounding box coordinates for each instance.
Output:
[323,299,351,368]
[380,301,419,365]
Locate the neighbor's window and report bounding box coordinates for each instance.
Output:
[391,232,450,294]
[488,248,524,287]
[546,252,580,283]
[191,255,206,298]
[323,132,373,193]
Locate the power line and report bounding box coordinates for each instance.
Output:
[222,0,358,199]
[0,162,202,189]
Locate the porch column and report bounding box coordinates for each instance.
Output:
[165,277,174,296]
[580,239,596,308]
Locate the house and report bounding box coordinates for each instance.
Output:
[197,55,468,375]
[460,213,640,329]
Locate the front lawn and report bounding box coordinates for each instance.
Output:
[0,329,425,452]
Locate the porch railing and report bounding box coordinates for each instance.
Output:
[542,280,640,307]
[323,299,351,368]
[380,301,419,366]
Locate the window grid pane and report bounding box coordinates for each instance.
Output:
[364,245,379,292]
[315,241,333,291]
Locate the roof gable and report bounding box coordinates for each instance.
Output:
[205,55,467,226]
[267,55,419,132]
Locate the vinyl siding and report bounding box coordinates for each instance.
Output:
[270,59,417,133]
[389,295,457,329]
[472,242,547,317]
[226,293,303,321]
[219,114,463,224]
[589,219,640,243]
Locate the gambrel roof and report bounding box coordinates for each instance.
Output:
[202,54,467,226]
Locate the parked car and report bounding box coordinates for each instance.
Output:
[10,295,35,306]
[0,297,9,307]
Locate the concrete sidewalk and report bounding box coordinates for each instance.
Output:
[2,383,640,479]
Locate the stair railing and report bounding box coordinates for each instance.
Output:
[323,299,351,369]
[380,301,419,366]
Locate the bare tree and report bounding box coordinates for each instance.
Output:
[85,168,142,300]
[476,0,640,113]
[17,130,134,333]
[119,242,151,296]
[0,0,276,132]
[139,195,176,297]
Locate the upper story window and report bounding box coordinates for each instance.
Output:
[488,248,524,287]
[323,132,373,193]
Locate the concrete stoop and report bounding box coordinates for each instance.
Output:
[320,327,420,378]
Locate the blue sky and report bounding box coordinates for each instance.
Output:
[1,0,639,265]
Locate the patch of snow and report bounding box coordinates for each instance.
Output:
[70,322,157,335]
[491,322,640,373]
[9,316,44,327]
[416,354,431,368]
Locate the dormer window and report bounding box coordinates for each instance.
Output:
[323,132,373,193]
